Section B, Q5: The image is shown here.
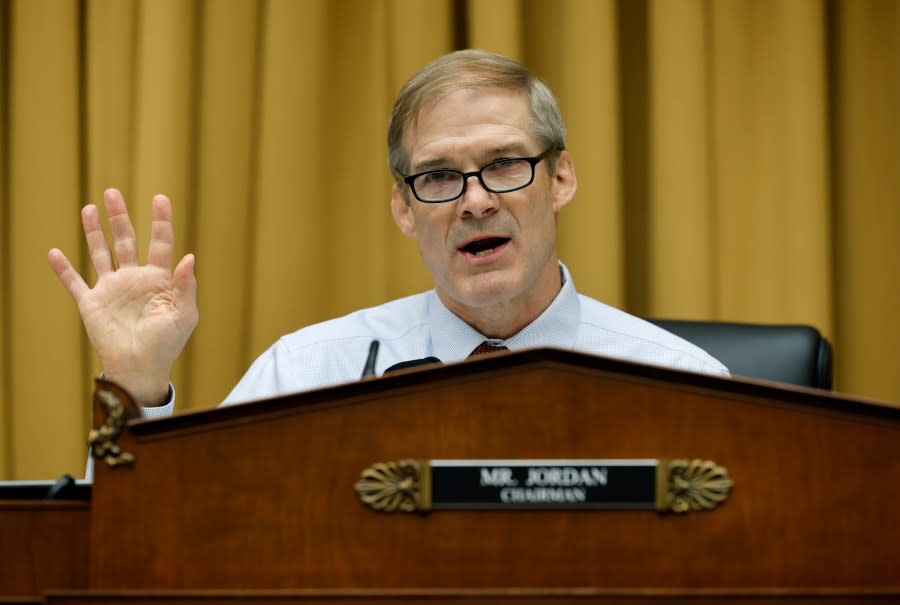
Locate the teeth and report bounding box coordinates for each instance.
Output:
[474,248,495,257]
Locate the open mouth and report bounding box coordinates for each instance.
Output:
[459,237,511,257]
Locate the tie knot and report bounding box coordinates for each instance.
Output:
[469,342,509,357]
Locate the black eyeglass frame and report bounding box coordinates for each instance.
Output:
[401,145,558,204]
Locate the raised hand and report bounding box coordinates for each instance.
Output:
[48,188,198,406]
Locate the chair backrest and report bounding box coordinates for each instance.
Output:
[648,319,833,389]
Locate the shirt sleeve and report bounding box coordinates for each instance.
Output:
[139,384,176,418]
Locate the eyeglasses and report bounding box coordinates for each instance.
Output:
[401,146,557,203]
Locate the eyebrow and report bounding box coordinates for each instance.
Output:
[411,143,534,173]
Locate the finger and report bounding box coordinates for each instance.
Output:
[173,253,199,323]
[48,248,90,304]
[81,204,114,276]
[103,188,139,267]
[147,194,174,269]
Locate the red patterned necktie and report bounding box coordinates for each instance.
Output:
[469,342,509,357]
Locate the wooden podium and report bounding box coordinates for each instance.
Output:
[3,348,899,603]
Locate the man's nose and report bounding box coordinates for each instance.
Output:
[456,175,500,219]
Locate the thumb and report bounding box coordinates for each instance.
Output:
[173,253,198,314]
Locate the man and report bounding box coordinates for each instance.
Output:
[48,50,727,416]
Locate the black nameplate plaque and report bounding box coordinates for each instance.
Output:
[430,459,655,509]
[354,458,734,514]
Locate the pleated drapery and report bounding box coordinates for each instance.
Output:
[1,0,898,479]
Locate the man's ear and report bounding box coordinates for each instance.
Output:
[551,150,577,213]
[391,183,417,238]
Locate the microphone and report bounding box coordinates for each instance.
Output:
[45,474,75,500]
[384,357,443,374]
[361,340,379,378]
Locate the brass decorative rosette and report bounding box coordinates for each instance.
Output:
[656,458,734,513]
[354,459,431,512]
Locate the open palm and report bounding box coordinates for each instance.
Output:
[48,189,198,406]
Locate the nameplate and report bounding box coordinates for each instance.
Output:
[431,460,655,509]
[355,458,733,514]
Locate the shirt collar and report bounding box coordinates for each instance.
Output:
[428,262,581,363]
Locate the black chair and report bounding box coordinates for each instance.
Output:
[648,319,833,389]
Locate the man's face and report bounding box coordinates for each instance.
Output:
[391,88,577,329]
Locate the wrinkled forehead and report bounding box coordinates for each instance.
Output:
[401,86,534,152]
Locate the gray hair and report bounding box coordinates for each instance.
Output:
[388,49,566,179]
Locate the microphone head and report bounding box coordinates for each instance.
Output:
[383,357,443,374]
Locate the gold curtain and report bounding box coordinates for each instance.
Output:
[1,0,898,480]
